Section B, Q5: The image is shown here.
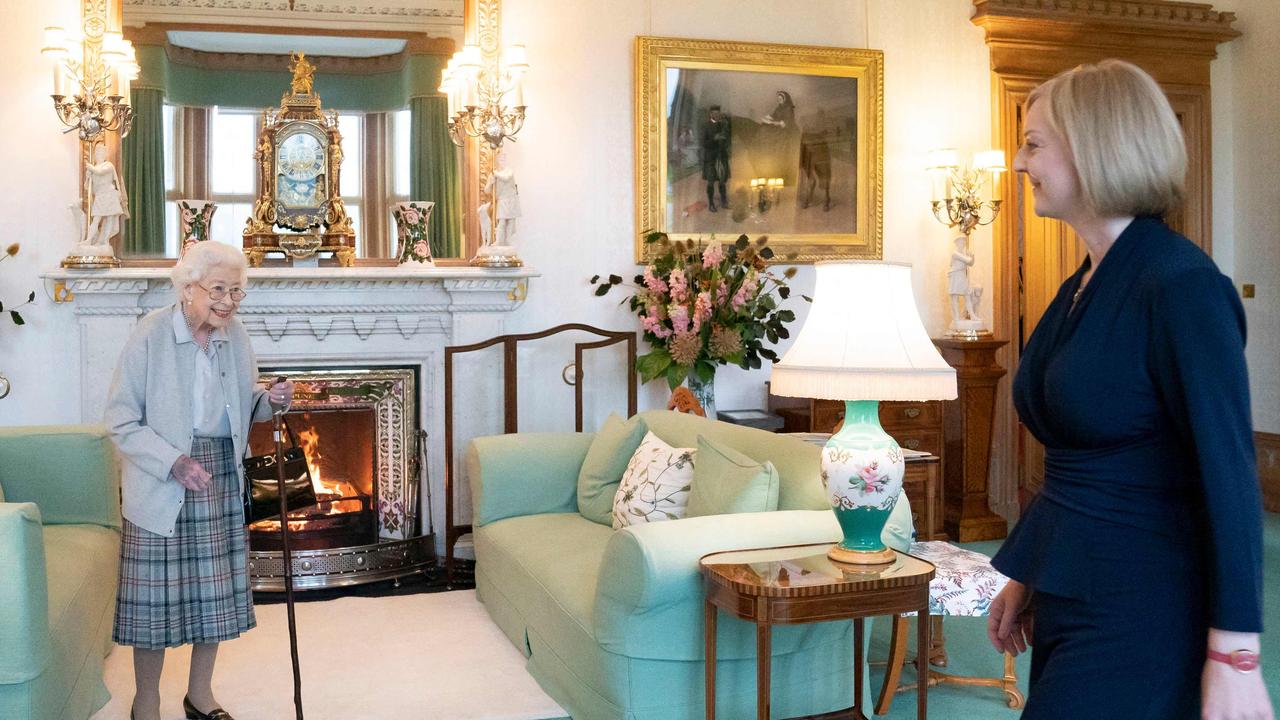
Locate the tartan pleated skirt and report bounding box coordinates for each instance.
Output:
[113,437,257,649]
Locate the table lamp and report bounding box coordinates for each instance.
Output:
[771,261,957,564]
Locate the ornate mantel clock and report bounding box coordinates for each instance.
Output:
[243,52,356,267]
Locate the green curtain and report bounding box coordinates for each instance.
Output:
[410,95,461,258]
[122,87,166,256]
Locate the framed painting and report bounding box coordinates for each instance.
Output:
[635,36,883,263]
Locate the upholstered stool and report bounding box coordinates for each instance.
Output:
[876,540,1025,714]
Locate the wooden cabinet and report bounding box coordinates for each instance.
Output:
[768,391,946,540]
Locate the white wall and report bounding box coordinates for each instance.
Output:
[501,0,993,420]
[1212,0,1280,434]
[1,0,1274,438]
[0,0,83,425]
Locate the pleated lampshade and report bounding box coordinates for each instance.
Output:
[771,261,957,402]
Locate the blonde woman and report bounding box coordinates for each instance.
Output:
[105,242,293,720]
[987,59,1271,719]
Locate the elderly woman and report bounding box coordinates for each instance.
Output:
[987,60,1271,719]
[105,241,293,720]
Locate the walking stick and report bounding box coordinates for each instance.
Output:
[271,391,305,720]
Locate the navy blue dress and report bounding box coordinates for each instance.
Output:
[992,216,1263,719]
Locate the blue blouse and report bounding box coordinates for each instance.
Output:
[991,216,1263,633]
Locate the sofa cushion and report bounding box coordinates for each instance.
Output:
[475,513,614,637]
[636,410,827,511]
[686,435,780,517]
[577,414,647,525]
[611,432,695,529]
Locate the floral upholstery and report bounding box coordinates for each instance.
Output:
[907,540,1009,617]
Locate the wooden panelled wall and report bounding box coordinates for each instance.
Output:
[969,0,1240,516]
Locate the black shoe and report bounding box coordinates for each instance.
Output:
[184,695,235,720]
[708,202,718,213]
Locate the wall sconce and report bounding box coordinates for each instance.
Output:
[927,148,1005,338]
[42,26,138,143]
[439,43,528,149]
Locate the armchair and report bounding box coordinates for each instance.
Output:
[0,426,122,720]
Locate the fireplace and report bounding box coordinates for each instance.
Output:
[246,367,432,591]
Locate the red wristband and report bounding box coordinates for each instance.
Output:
[1207,648,1259,673]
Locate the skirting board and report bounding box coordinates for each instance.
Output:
[1259,432,1280,513]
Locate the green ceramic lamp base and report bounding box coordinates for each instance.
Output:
[822,400,905,566]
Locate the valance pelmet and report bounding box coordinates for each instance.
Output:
[133,45,448,112]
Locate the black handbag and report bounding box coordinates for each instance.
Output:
[242,401,318,524]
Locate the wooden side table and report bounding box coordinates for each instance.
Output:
[701,544,936,720]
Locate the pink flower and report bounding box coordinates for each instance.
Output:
[641,309,671,339]
[185,234,198,244]
[702,242,724,266]
[692,291,713,331]
[402,208,421,225]
[858,462,885,494]
[643,267,668,295]
[413,240,430,257]
[669,268,688,303]
[668,304,691,335]
[181,207,195,224]
[730,283,752,311]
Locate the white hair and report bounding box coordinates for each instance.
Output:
[170,241,248,300]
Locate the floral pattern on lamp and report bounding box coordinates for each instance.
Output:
[392,201,436,266]
[178,200,216,258]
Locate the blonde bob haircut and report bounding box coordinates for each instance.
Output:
[1026,59,1186,217]
[170,241,248,301]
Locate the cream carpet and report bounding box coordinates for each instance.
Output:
[91,589,568,720]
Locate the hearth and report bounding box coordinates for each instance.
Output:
[246,367,432,591]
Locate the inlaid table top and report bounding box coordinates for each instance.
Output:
[700,543,935,599]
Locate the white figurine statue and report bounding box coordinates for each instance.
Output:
[472,150,523,266]
[947,234,985,335]
[488,159,520,247]
[83,144,129,249]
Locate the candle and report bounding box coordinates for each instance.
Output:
[52,64,65,96]
[120,75,131,105]
[510,78,524,107]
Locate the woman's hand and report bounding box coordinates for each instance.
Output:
[267,379,294,408]
[170,454,212,492]
[988,579,1034,656]
[1203,629,1274,720]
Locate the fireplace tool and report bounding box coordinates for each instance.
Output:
[271,392,306,720]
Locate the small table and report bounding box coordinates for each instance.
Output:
[701,544,935,720]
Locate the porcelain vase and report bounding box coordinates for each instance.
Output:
[178,199,217,258]
[393,201,436,266]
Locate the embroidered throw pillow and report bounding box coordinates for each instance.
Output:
[611,431,696,529]
[685,435,780,517]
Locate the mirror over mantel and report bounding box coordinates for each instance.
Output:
[91,0,499,266]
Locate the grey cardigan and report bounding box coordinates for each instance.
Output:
[104,304,272,536]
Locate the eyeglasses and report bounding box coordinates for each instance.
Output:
[198,283,247,302]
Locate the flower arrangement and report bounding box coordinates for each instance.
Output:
[0,243,33,326]
[591,232,803,390]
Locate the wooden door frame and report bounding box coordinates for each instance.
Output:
[970,0,1240,518]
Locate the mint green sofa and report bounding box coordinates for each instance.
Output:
[0,426,122,720]
[468,410,914,719]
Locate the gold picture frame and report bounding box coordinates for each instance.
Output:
[635,36,883,263]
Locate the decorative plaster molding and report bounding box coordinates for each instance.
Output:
[164,45,411,74]
[972,0,1239,38]
[124,0,462,20]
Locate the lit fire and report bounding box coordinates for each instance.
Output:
[249,424,365,533]
[297,426,360,501]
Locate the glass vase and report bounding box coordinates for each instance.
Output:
[686,371,716,420]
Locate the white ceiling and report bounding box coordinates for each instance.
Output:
[124,0,464,38]
[167,31,407,57]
